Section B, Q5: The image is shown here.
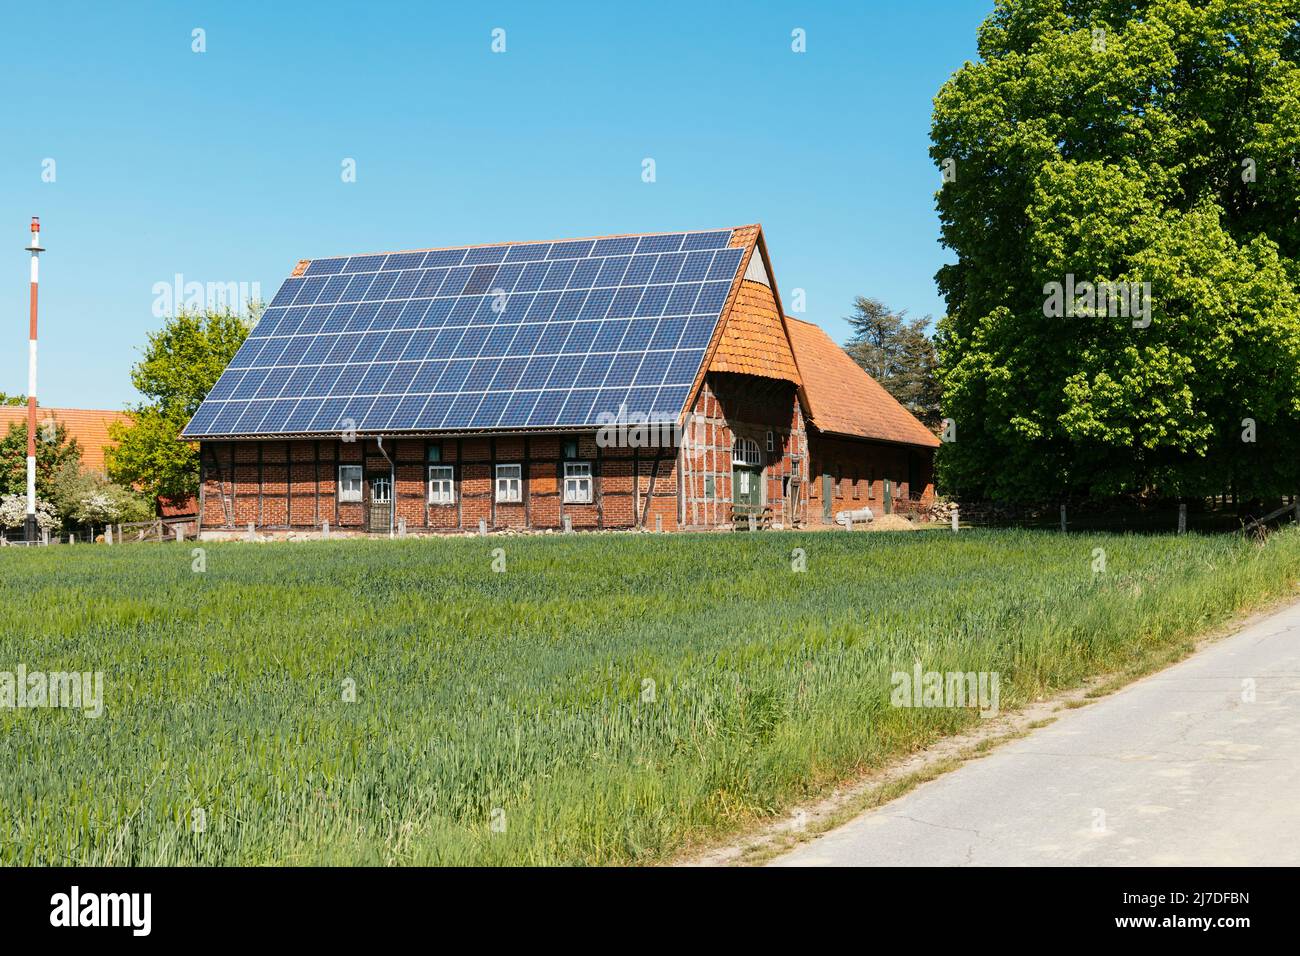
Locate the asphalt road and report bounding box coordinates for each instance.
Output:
[773,599,1300,866]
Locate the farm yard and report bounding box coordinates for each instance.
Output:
[2,528,1299,866]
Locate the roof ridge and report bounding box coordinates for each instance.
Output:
[0,405,129,415]
[303,225,760,263]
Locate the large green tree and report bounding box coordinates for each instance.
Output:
[843,297,943,427]
[932,0,1300,502]
[107,309,252,504]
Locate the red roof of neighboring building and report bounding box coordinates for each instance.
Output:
[785,318,940,448]
[0,405,133,473]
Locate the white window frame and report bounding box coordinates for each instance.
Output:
[563,462,593,504]
[338,465,363,503]
[370,475,392,504]
[428,465,455,505]
[766,430,774,453]
[732,437,762,466]
[495,464,522,503]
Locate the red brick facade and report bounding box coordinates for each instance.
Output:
[806,430,936,521]
[199,370,817,534]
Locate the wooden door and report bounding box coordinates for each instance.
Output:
[367,474,392,533]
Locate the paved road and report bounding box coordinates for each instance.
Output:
[773,600,1300,866]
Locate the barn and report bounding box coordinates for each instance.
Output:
[183,225,937,536]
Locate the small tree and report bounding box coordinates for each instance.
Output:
[108,308,253,505]
[51,458,151,532]
[0,419,81,501]
[72,487,151,527]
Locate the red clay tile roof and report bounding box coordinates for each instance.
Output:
[785,318,940,448]
[159,495,197,517]
[0,406,133,473]
[708,279,801,383]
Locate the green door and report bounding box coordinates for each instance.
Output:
[822,474,833,522]
[733,464,762,514]
[882,477,893,515]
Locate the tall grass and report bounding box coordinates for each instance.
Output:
[1,527,1297,865]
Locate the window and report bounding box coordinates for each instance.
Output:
[428,465,455,505]
[563,462,593,504]
[428,443,442,463]
[766,430,774,453]
[495,464,522,503]
[338,465,363,503]
[704,475,716,500]
[562,440,578,460]
[732,437,761,466]
[371,476,392,503]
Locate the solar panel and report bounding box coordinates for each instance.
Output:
[183,229,743,437]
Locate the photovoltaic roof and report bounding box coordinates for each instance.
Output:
[183,228,746,438]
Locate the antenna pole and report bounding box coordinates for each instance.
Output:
[24,217,44,543]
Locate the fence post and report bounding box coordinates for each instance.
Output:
[655,514,663,533]
[322,520,329,539]
[749,514,758,533]
[1178,502,1187,534]
[562,515,572,533]
[478,519,487,536]
[951,509,959,533]
[175,525,184,543]
[246,522,256,541]
[105,526,113,546]
[1060,504,1067,533]
[397,518,406,538]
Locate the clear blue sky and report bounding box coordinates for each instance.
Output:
[0,0,989,409]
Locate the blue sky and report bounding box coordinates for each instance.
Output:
[0,0,989,409]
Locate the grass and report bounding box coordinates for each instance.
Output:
[1,527,1298,865]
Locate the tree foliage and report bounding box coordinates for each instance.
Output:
[931,0,1300,501]
[107,309,252,504]
[843,297,943,427]
[0,420,81,502]
[50,458,152,528]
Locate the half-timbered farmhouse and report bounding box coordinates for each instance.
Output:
[184,225,938,535]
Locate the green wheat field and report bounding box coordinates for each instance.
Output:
[2,527,1298,865]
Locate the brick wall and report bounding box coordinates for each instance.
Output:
[678,371,807,528]
[806,431,935,521]
[200,434,679,532]
[199,369,813,533]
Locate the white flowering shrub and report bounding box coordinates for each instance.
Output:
[0,494,59,532]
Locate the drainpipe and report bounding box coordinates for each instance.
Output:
[373,436,395,535]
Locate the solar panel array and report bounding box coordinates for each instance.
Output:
[183,230,745,438]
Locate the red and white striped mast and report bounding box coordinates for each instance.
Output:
[24,217,44,543]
